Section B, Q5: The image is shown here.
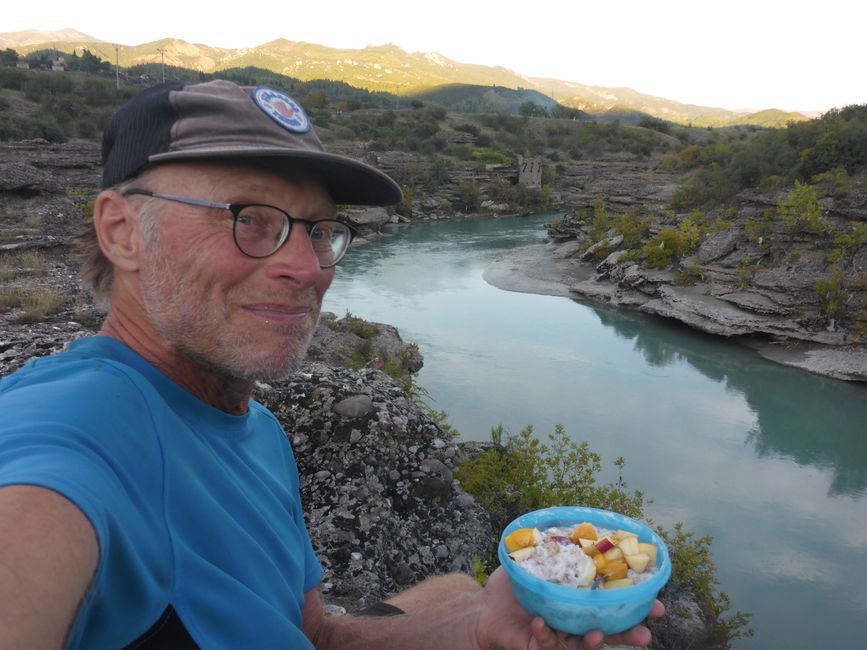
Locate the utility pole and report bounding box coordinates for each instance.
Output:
[157,47,166,83]
[114,45,120,89]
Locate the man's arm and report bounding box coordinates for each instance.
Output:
[302,567,663,650]
[0,485,99,649]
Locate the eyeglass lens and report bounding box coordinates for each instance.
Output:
[233,206,351,266]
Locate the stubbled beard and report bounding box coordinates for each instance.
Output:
[138,243,318,383]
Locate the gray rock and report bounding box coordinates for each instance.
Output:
[333,395,374,419]
[695,229,740,263]
[0,161,63,194]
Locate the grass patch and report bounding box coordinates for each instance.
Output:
[0,288,23,312]
[12,287,66,322]
[16,250,47,274]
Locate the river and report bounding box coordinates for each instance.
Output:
[322,214,867,649]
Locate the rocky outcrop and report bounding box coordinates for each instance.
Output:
[256,364,492,611]
[524,174,867,382]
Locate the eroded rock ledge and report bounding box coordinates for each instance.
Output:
[485,242,867,382]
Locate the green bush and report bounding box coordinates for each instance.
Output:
[811,166,850,198]
[814,271,846,320]
[471,148,512,166]
[641,218,700,269]
[777,181,824,233]
[613,210,651,248]
[587,196,613,242]
[455,424,645,540]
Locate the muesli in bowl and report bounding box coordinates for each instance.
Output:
[499,506,671,635]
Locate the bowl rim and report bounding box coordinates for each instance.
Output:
[499,505,671,603]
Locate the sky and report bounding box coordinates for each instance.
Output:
[4,0,865,114]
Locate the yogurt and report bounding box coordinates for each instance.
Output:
[507,524,659,590]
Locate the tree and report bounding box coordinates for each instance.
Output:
[519,101,548,118]
[0,48,19,67]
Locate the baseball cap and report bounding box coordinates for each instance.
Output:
[101,79,402,206]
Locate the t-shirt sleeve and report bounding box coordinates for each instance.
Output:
[0,361,171,643]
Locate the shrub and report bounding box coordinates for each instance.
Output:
[471,148,512,166]
[456,424,645,540]
[587,196,613,242]
[744,218,771,249]
[737,253,759,288]
[345,312,379,339]
[613,209,651,248]
[457,179,481,212]
[641,219,700,269]
[777,181,824,233]
[829,222,867,263]
[811,166,850,198]
[814,271,847,320]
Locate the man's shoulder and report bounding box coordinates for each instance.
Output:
[3,339,137,388]
[0,337,162,419]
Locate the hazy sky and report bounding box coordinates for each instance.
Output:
[4,0,864,113]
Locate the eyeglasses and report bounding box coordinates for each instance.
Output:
[123,189,357,268]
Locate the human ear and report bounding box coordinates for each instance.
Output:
[93,191,143,272]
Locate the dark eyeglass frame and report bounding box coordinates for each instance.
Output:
[123,188,357,268]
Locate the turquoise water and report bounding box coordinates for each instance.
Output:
[323,214,867,649]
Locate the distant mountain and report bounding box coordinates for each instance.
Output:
[0,29,101,47]
[414,84,560,115]
[2,30,809,126]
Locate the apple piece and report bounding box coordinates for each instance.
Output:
[508,546,537,561]
[617,529,639,539]
[602,578,635,590]
[569,522,598,544]
[550,535,572,545]
[617,535,640,556]
[603,546,624,562]
[579,540,600,557]
[576,570,595,588]
[504,527,543,552]
[625,552,650,573]
[594,537,615,554]
[637,542,658,566]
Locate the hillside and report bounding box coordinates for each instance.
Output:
[1,29,809,126]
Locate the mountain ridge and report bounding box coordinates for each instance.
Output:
[0,29,810,125]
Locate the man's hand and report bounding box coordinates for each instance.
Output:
[476,567,665,650]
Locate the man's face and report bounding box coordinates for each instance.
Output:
[134,162,337,382]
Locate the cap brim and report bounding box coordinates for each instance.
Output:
[148,148,402,207]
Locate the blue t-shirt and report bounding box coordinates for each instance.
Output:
[0,336,324,649]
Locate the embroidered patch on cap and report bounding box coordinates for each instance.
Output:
[252,87,311,133]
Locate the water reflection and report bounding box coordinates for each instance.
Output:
[589,304,867,496]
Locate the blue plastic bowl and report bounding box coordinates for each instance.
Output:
[499,506,671,636]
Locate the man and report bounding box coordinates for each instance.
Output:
[0,80,662,649]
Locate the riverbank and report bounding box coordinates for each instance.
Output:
[484,243,867,383]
